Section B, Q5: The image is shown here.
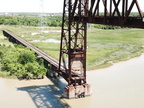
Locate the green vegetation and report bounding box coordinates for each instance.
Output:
[0,13,143,80]
[0,15,62,27]
[0,12,144,72]
[1,25,144,70]
[87,28,144,69]
[0,44,47,79]
[93,24,123,30]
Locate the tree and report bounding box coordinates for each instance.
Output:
[0,45,47,79]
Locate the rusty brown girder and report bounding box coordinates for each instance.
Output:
[74,0,144,28]
[59,0,144,84]
[59,0,88,85]
[59,0,92,98]
[59,0,143,98]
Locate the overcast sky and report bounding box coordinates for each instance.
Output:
[0,0,64,13]
[0,0,143,13]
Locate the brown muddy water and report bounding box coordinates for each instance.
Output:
[0,54,144,108]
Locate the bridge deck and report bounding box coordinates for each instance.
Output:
[2,30,85,83]
[2,30,65,73]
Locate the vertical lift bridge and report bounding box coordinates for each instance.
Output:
[2,0,144,99]
[58,0,144,98]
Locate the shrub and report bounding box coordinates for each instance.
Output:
[0,45,47,79]
[0,51,3,59]
[18,51,36,65]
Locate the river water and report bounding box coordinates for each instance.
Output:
[0,54,144,108]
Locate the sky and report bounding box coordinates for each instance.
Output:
[0,0,143,13]
[0,0,64,13]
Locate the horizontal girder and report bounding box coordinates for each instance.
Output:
[72,0,144,28]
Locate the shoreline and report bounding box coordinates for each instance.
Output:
[0,54,144,108]
[0,53,144,79]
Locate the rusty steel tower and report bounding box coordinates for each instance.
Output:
[59,0,91,98]
[59,0,143,98]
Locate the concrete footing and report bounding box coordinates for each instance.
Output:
[64,84,92,99]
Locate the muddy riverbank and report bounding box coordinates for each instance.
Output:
[0,54,144,108]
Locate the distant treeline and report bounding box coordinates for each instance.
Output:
[0,15,130,29]
[0,12,140,28]
[0,15,62,27]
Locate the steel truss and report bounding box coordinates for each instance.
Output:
[74,0,144,28]
[59,0,88,85]
[59,0,143,98]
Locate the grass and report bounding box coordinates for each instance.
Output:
[0,25,144,71]
[87,28,144,69]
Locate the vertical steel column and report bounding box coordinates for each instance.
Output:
[122,0,125,18]
[84,0,88,83]
[104,0,107,22]
[125,0,128,16]
[110,0,112,16]
[59,0,69,81]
